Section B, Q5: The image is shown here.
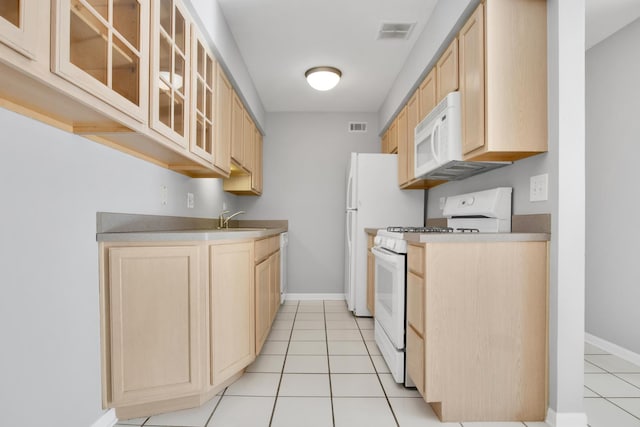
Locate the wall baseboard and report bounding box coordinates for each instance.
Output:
[546,408,588,427]
[585,332,640,366]
[90,409,116,427]
[285,293,345,301]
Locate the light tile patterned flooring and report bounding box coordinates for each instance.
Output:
[115,300,640,427]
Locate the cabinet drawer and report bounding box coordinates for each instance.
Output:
[406,325,425,395]
[407,272,424,336]
[408,244,425,276]
[255,235,279,261]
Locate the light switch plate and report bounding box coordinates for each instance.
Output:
[160,185,168,206]
[530,174,548,202]
[187,192,195,209]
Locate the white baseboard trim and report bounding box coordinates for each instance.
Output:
[90,409,116,427]
[545,408,588,427]
[285,293,345,301]
[585,332,640,367]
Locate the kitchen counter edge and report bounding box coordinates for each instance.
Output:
[97,226,288,242]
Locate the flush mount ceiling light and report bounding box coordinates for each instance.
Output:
[305,66,342,91]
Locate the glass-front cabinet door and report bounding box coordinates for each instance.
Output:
[52,0,149,122]
[150,0,190,148]
[0,0,38,58]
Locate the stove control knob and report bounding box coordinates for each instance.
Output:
[374,236,382,246]
[389,240,397,251]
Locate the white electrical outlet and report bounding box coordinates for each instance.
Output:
[439,197,446,210]
[187,192,195,209]
[160,185,168,206]
[530,174,548,202]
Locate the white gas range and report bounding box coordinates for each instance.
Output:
[372,187,513,385]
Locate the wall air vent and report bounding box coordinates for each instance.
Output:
[377,22,415,40]
[349,122,368,133]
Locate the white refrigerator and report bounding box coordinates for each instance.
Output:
[345,153,423,316]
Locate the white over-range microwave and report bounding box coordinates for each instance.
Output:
[414,91,509,180]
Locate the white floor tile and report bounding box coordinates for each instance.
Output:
[618,374,640,389]
[462,422,525,426]
[584,373,640,397]
[333,397,397,427]
[279,305,298,312]
[585,342,609,355]
[295,312,325,321]
[260,340,289,355]
[283,299,299,305]
[276,311,296,320]
[325,312,356,321]
[299,301,324,307]
[267,329,292,341]
[379,373,421,397]
[245,354,286,373]
[283,355,329,373]
[278,374,331,397]
[290,329,326,341]
[297,305,324,313]
[225,372,281,396]
[609,398,640,419]
[585,386,600,397]
[272,320,294,330]
[293,320,325,330]
[585,354,640,373]
[287,341,327,355]
[365,340,382,355]
[271,397,333,427]
[328,340,368,355]
[583,397,640,427]
[327,329,363,341]
[331,373,385,397]
[356,317,375,329]
[324,300,348,307]
[146,396,220,426]
[585,360,606,373]
[372,355,391,373]
[115,417,148,426]
[324,305,351,313]
[389,397,459,427]
[329,355,376,373]
[326,319,359,330]
[206,396,274,427]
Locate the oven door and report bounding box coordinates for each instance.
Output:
[372,246,406,350]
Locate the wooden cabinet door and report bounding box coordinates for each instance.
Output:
[381,130,389,153]
[216,63,232,171]
[0,0,38,58]
[406,91,419,183]
[243,111,254,173]
[436,38,459,102]
[396,106,408,185]
[459,3,485,156]
[387,119,398,154]
[210,242,255,385]
[255,257,270,354]
[406,325,425,395]
[230,90,244,167]
[150,0,190,146]
[108,245,202,406]
[191,24,229,175]
[418,68,436,122]
[251,129,263,194]
[53,0,149,122]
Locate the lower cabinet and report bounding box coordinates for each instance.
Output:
[406,241,548,422]
[209,241,255,386]
[106,245,203,407]
[100,234,281,418]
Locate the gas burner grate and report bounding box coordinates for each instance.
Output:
[386,226,455,233]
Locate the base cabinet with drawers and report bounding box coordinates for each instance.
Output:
[406,240,548,422]
[99,233,282,419]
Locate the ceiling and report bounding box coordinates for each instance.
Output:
[216,0,438,113]
[217,0,640,114]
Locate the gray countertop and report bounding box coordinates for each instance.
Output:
[97,226,287,242]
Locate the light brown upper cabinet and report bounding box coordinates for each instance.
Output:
[190,25,230,176]
[460,1,547,161]
[396,105,408,184]
[230,90,244,168]
[252,129,263,194]
[242,110,255,173]
[53,0,149,122]
[381,130,389,153]
[150,0,190,147]
[418,68,436,123]
[436,37,459,102]
[215,63,233,172]
[0,0,39,59]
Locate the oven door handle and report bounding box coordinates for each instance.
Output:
[371,246,400,263]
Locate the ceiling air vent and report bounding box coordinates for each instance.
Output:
[377,22,415,40]
[349,122,368,133]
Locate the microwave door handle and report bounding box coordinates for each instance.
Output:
[430,120,441,164]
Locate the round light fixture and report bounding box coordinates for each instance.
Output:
[305,66,342,91]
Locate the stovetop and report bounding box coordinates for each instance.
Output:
[386,226,480,233]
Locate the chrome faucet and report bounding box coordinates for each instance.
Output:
[217,210,245,229]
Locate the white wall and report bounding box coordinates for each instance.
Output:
[0,108,237,426]
[237,113,380,295]
[586,18,640,355]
